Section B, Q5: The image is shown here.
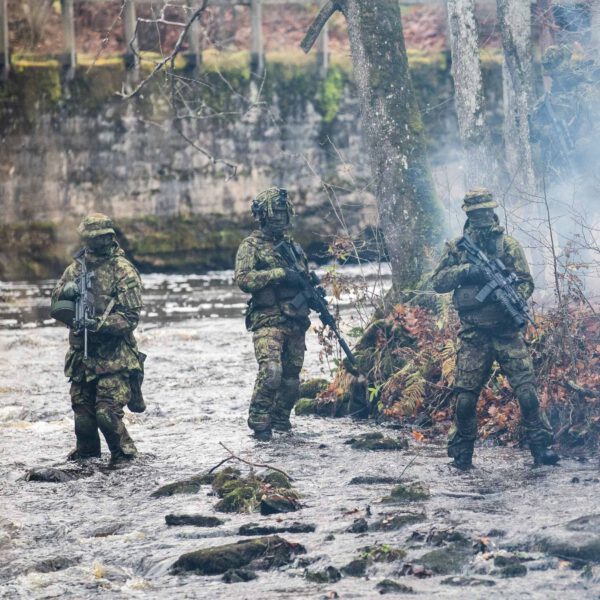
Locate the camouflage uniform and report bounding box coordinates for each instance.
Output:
[235,188,310,438]
[52,214,144,462]
[431,189,556,468]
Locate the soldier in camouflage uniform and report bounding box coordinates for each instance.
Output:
[431,189,558,469]
[235,188,310,440]
[52,214,144,464]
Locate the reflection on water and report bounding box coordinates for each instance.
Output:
[0,264,392,329]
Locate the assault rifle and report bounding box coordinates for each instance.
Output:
[456,235,536,330]
[274,240,357,368]
[73,250,96,359]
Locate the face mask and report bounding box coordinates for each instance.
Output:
[87,234,114,254]
[468,209,495,229]
[268,207,291,231]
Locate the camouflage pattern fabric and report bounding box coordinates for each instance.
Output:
[52,242,143,458]
[235,229,310,432]
[432,224,553,450]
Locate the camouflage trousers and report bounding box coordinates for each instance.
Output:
[249,324,307,432]
[448,327,553,454]
[70,372,137,458]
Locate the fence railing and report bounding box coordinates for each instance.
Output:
[0,0,446,81]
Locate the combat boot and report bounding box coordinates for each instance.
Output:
[253,428,273,441]
[109,451,136,466]
[447,427,474,471]
[530,444,559,466]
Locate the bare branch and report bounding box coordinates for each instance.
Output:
[218,442,293,480]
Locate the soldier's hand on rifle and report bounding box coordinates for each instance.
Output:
[282,269,305,288]
[61,281,80,301]
[461,265,487,285]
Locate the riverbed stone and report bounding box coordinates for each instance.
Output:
[342,558,368,577]
[417,542,473,575]
[535,514,600,562]
[370,512,427,531]
[376,579,414,594]
[165,515,225,527]
[346,518,369,534]
[299,378,329,399]
[239,522,315,536]
[32,556,81,573]
[305,566,342,583]
[260,493,302,515]
[349,476,404,485]
[23,467,93,483]
[261,470,292,490]
[150,472,215,498]
[361,544,407,563]
[441,576,496,587]
[345,432,408,451]
[222,568,258,583]
[382,482,430,504]
[171,535,306,575]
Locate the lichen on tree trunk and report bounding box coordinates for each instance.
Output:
[447,0,497,189]
[339,0,443,295]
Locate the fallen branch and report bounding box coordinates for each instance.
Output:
[218,442,293,481]
[564,380,600,399]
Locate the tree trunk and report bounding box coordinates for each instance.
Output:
[590,0,600,63]
[338,0,443,294]
[496,0,537,196]
[446,0,496,188]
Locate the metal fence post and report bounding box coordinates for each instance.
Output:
[0,0,8,81]
[250,0,263,74]
[62,0,76,78]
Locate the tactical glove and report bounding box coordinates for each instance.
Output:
[461,265,487,285]
[282,269,305,288]
[61,281,79,300]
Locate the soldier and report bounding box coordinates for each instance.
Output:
[235,188,310,440]
[51,214,145,465]
[431,189,559,469]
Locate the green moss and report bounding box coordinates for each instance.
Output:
[315,65,348,123]
[360,544,407,563]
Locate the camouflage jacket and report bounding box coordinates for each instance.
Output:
[431,225,534,329]
[235,230,311,331]
[52,244,143,381]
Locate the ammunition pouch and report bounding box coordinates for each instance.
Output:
[252,286,277,309]
[127,352,147,413]
[453,285,484,312]
[51,299,76,326]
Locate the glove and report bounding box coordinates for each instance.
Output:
[74,317,99,334]
[282,269,305,288]
[461,265,487,285]
[61,281,79,301]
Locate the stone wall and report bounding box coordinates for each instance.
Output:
[0,51,503,279]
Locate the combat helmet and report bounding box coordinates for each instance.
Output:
[77,213,116,239]
[541,45,571,74]
[251,187,294,227]
[461,188,498,213]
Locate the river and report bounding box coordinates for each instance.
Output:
[1,270,599,598]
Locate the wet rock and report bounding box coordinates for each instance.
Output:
[361,544,407,563]
[346,518,368,534]
[341,558,368,577]
[261,470,292,490]
[535,514,600,562]
[441,576,496,587]
[294,398,321,416]
[382,482,430,504]
[23,467,92,483]
[216,482,262,513]
[396,563,433,578]
[324,534,335,541]
[426,527,470,546]
[92,524,123,538]
[238,522,315,536]
[150,472,215,498]
[171,535,306,575]
[376,579,414,594]
[260,493,302,515]
[498,563,527,577]
[370,512,427,531]
[299,378,329,399]
[304,566,342,583]
[165,515,225,527]
[349,476,403,485]
[345,432,408,451]
[417,542,472,575]
[222,568,258,583]
[32,556,81,573]
[487,529,506,538]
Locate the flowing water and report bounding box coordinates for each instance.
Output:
[1,270,599,599]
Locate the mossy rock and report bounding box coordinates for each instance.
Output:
[382,481,431,504]
[260,470,292,490]
[341,558,368,577]
[299,378,330,400]
[222,568,258,583]
[238,522,315,536]
[260,492,302,516]
[360,544,407,563]
[418,542,473,575]
[215,482,262,513]
[150,472,215,498]
[345,432,408,451]
[171,535,306,575]
[165,514,224,527]
[212,467,243,496]
[370,512,427,532]
[304,565,342,583]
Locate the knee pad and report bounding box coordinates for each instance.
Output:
[515,383,539,414]
[261,361,282,392]
[455,390,478,421]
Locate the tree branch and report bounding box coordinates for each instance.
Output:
[218,442,293,480]
[300,1,341,54]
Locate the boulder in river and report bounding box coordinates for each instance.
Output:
[23,467,93,483]
[151,472,215,498]
[304,565,342,583]
[361,544,407,563]
[441,576,496,587]
[260,493,301,515]
[165,515,225,527]
[382,481,430,504]
[346,518,369,534]
[345,432,408,451]
[222,568,258,583]
[417,541,473,575]
[535,514,600,563]
[171,535,306,575]
[370,512,427,531]
[341,558,368,577]
[376,579,415,594]
[238,522,315,536]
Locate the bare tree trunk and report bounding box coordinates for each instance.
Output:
[590,0,600,63]
[446,0,496,188]
[496,0,537,195]
[339,0,443,293]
